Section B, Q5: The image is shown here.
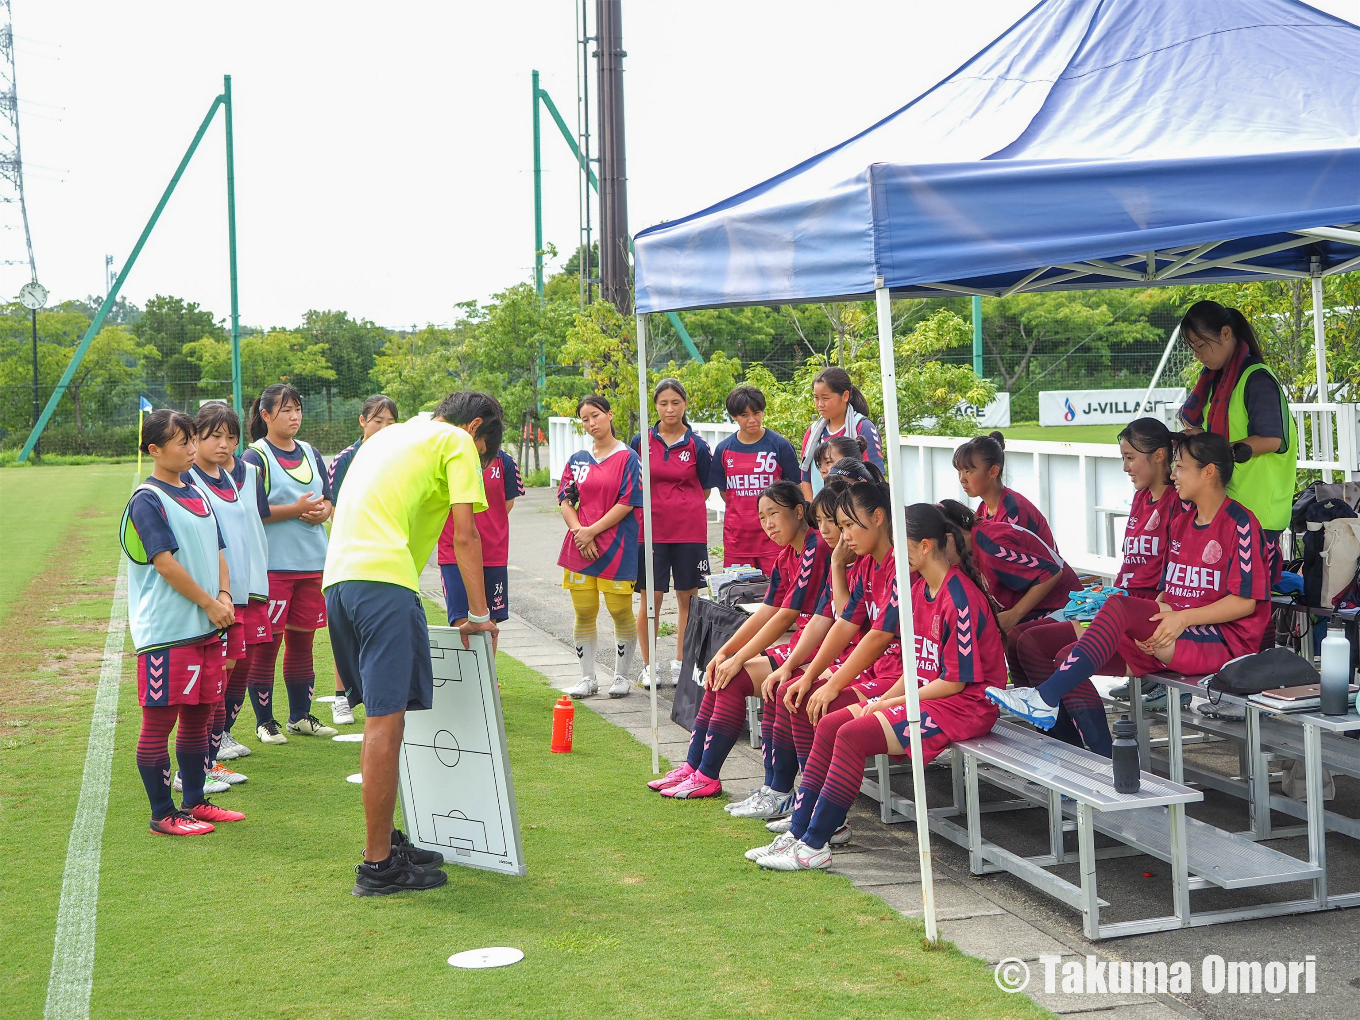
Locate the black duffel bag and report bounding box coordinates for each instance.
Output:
[1207,647,1320,696]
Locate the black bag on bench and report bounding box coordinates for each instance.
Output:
[1207,648,1320,697]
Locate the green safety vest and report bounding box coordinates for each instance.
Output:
[1206,362,1296,532]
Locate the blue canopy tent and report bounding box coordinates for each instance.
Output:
[628,0,1360,941]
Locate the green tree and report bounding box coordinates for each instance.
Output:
[297,309,387,420]
[183,330,334,402]
[369,325,460,417]
[135,294,227,405]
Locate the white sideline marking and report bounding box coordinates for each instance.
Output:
[43,555,128,1020]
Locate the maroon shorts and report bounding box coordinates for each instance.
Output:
[224,620,247,660]
[852,672,899,699]
[1121,624,1233,678]
[137,636,225,707]
[241,599,273,645]
[766,641,795,669]
[879,704,953,765]
[267,573,327,631]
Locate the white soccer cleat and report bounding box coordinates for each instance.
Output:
[173,771,231,795]
[332,697,355,726]
[985,685,1059,730]
[256,720,288,745]
[638,665,656,690]
[287,714,338,737]
[765,816,793,834]
[758,838,832,871]
[725,786,767,814]
[828,822,851,846]
[608,674,632,698]
[567,677,598,699]
[731,788,795,820]
[745,831,797,862]
[208,762,248,785]
[669,659,683,685]
[216,732,250,760]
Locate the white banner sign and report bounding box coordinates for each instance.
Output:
[1039,387,1185,427]
[961,393,1011,428]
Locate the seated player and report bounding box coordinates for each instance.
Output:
[752,501,1005,870]
[650,482,827,801]
[988,432,1268,730]
[953,431,1058,551]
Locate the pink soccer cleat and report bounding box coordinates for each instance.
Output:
[188,800,245,823]
[647,763,694,791]
[661,771,722,800]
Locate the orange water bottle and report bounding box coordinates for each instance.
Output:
[551,696,575,753]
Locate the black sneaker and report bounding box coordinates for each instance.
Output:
[392,828,445,868]
[351,851,448,897]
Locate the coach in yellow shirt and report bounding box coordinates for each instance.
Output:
[323,391,500,897]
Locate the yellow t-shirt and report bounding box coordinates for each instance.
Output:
[323,417,488,592]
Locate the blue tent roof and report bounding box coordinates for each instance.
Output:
[633,0,1360,314]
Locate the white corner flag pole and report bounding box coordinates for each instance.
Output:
[636,311,660,774]
[874,278,938,943]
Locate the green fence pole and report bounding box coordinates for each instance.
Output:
[224,75,242,432]
[538,86,598,191]
[17,94,226,463]
[532,70,544,300]
[971,294,983,376]
[665,312,704,363]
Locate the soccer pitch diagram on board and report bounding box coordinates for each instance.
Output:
[397,628,526,876]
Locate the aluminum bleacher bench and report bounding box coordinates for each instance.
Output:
[943,722,1322,939]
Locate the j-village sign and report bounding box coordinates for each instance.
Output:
[1039,388,1186,427]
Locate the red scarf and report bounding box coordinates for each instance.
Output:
[1180,339,1252,438]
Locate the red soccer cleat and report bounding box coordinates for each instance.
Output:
[187,800,245,823]
[150,811,215,836]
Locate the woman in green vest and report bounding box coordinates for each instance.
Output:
[1176,299,1296,584]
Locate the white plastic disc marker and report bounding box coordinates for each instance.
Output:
[346,773,362,784]
[333,733,364,742]
[448,947,523,969]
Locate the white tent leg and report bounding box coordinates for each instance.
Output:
[635,312,660,774]
[874,279,938,944]
[1312,272,1333,483]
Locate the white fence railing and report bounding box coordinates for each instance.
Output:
[549,405,1360,577]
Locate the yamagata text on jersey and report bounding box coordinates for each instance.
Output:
[723,450,781,497]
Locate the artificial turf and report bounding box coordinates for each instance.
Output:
[1,464,1050,1019]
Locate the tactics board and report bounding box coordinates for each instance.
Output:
[396,628,526,876]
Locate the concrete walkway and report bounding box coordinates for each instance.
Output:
[491,609,1199,1020]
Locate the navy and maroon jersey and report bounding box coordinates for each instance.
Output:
[710,429,800,567]
[908,566,1004,740]
[762,530,833,633]
[229,457,269,517]
[438,450,525,569]
[1117,487,1186,597]
[799,417,884,481]
[126,477,226,561]
[977,487,1057,553]
[557,445,645,580]
[328,438,363,503]
[1162,498,1269,658]
[973,520,1080,615]
[840,548,905,680]
[629,426,712,545]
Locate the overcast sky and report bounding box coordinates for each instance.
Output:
[6,0,1358,329]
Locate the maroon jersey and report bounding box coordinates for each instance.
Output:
[973,520,1080,615]
[630,426,712,545]
[762,530,833,637]
[977,487,1057,552]
[1117,486,1185,597]
[438,450,525,568]
[557,445,645,580]
[1162,498,1269,658]
[908,566,1005,740]
[711,429,800,567]
[842,548,904,682]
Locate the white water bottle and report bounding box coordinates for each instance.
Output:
[1319,624,1352,716]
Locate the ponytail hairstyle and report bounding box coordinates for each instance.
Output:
[248,383,302,442]
[814,434,867,471]
[141,408,196,454]
[433,390,505,468]
[576,394,617,437]
[759,478,810,524]
[653,377,690,426]
[937,497,979,535]
[1179,300,1263,362]
[813,366,870,417]
[834,472,893,543]
[826,455,885,485]
[360,394,399,422]
[1117,416,1174,483]
[907,502,1001,620]
[1172,430,1235,489]
[952,430,1006,476]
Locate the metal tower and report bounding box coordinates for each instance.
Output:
[0,0,38,287]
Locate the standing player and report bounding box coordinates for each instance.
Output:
[241,384,338,744]
[711,386,800,576]
[324,391,499,895]
[631,378,712,690]
[989,433,1268,729]
[798,367,884,499]
[122,409,244,834]
[329,394,399,503]
[438,441,524,653]
[559,396,645,699]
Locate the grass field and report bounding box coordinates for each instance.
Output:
[994,423,1124,444]
[0,465,1049,1019]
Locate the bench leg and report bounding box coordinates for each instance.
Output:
[965,754,984,876]
[951,750,966,814]
[1077,802,1100,940]
[1169,803,1190,926]
[746,696,761,749]
[1246,706,1273,840]
[1166,692,1184,786]
[1047,789,1066,864]
[1304,721,1328,907]
[1131,676,1151,772]
[876,755,893,823]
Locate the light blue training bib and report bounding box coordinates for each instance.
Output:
[251,439,330,572]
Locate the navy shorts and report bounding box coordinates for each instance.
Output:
[324,580,433,717]
[636,542,709,593]
[441,564,509,624]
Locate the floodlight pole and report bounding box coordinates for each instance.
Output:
[533,70,544,300]
[17,91,226,463]
[636,311,660,773]
[874,278,938,944]
[224,74,242,432]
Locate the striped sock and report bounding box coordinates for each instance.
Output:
[804,713,886,849]
[770,697,798,793]
[282,628,316,723]
[1036,596,1157,706]
[248,634,283,725]
[224,652,250,732]
[686,689,716,769]
[789,707,856,839]
[174,701,213,808]
[136,705,178,819]
[696,671,753,779]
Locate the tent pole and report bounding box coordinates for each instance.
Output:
[636,311,659,773]
[874,279,937,944]
[1312,265,1332,482]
